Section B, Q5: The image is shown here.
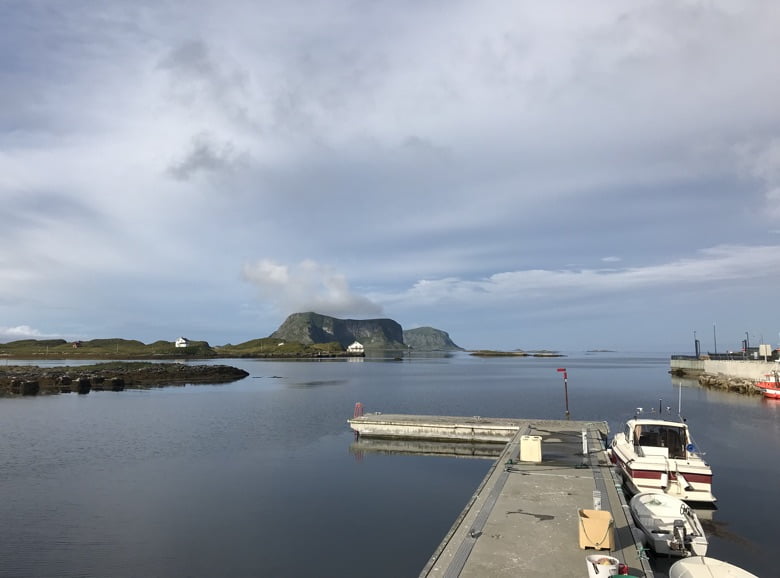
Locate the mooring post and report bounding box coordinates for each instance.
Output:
[556,368,570,417]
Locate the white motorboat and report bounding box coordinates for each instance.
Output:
[669,556,758,577]
[609,415,716,503]
[630,492,708,557]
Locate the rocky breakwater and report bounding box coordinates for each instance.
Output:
[0,362,249,397]
[697,373,763,396]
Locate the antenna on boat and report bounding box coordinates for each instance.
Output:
[678,380,683,416]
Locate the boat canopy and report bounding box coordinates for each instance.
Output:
[628,420,688,459]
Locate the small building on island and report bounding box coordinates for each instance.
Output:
[175,337,190,348]
[346,341,365,356]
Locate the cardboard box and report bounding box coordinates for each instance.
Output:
[578,509,614,550]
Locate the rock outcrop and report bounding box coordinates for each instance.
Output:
[1,363,249,397]
[270,312,405,350]
[697,373,762,395]
[403,327,463,351]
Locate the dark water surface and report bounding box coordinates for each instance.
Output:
[0,353,775,577]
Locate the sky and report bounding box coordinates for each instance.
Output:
[2,0,780,353]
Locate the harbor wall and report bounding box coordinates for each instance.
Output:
[671,358,777,379]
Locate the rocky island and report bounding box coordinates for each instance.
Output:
[0,362,249,397]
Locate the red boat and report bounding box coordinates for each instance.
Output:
[755,371,780,399]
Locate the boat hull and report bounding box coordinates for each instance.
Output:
[756,373,780,399]
[612,455,715,503]
[610,417,716,503]
[669,556,758,578]
[757,384,780,399]
[630,492,708,558]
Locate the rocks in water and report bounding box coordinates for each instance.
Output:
[76,377,91,395]
[697,373,762,395]
[10,380,40,396]
[0,363,249,397]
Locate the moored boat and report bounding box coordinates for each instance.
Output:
[630,492,708,557]
[755,371,780,399]
[669,556,758,577]
[609,414,715,503]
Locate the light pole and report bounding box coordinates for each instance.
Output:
[556,368,570,418]
[713,323,717,354]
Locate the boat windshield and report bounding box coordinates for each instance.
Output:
[633,424,687,459]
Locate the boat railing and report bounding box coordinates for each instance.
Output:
[678,416,708,459]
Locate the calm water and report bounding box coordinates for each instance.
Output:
[0,353,775,577]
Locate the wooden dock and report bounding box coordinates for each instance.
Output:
[349,415,653,577]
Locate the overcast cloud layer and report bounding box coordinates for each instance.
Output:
[2,0,779,352]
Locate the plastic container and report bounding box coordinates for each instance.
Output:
[586,555,619,577]
[519,434,542,462]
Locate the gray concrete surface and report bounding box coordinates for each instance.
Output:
[419,420,653,578]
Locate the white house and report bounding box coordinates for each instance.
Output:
[346,341,364,354]
[175,337,190,348]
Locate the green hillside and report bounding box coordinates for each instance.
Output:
[0,338,216,359]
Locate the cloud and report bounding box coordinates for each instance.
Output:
[2,1,780,350]
[735,138,780,216]
[0,325,46,342]
[242,259,383,318]
[377,245,780,308]
[167,132,245,180]
[157,38,250,119]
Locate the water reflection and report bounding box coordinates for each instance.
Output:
[0,353,776,577]
[349,437,503,460]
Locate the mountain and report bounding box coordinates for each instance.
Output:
[270,312,405,350]
[403,327,463,351]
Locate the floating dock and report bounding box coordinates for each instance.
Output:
[348,414,653,577]
[348,413,523,443]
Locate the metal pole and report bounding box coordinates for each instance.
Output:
[582,429,588,468]
[557,368,570,417]
[713,323,717,354]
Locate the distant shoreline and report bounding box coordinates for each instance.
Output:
[469,350,565,358]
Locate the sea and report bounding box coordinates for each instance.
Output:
[0,352,775,577]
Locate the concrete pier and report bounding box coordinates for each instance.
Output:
[422,420,652,577]
[349,415,653,577]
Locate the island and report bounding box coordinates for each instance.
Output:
[469,350,564,357]
[0,362,249,397]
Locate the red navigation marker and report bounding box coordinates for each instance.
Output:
[556,368,570,416]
